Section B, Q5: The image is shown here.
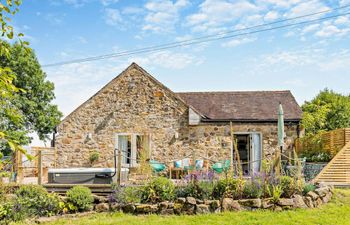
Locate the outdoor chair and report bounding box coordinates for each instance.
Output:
[212,160,230,173]
[149,160,166,173]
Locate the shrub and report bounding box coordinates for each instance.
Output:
[66,186,93,212]
[175,181,214,200]
[269,185,283,203]
[303,183,316,195]
[212,178,244,199]
[15,185,61,217]
[109,186,142,204]
[89,151,100,164]
[279,176,296,198]
[243,181,263,199]
[141,177,175,203]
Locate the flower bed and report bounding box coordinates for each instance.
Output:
[98,185,333,215]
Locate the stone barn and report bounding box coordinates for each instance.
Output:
[55,63,302,176]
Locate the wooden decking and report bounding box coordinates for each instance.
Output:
[314,141,350,186]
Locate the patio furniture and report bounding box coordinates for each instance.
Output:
[212,160,230,173]
[150,160,166,173]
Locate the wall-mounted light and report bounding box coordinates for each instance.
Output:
[86,133,92,140]
[174,132,179,139]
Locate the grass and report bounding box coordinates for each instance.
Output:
[19,189,350,225]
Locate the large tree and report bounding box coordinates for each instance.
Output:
[0,41,62,143]
[302,89,350,135]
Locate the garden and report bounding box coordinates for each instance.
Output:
[0,159,334,225]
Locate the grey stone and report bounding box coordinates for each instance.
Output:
[160,209,174,215]
[159,201,169,210]
[222,198,241,211]
[273,205,283,212]
[173,203,183,215]
[186,197,197,205]
[315,187,329,197]
[238,199,261,208]
[196,204,210,214]
[95,203,109,212]
[122,203,136,213]
[196,199,204,204]
[92,194,108,204]
[176,198,186,204]
[304,196,314,208]
[292,195,307,208]
[110,203,122,212]
[135,204,158,214]
[277,198,294,206]
[306,191,319,200]
[315,198,323,207]
[261,198,274,209]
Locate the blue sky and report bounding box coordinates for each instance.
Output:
[11,0,350,120]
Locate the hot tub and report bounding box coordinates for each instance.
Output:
[48,168,129,184]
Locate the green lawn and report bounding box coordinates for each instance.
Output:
[21,189,350,225]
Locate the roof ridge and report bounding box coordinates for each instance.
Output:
[176,90,291,94]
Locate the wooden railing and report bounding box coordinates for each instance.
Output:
[295,128,350,157]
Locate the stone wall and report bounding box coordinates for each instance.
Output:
[55,65,300,170]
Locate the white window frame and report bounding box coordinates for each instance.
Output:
[115,133,151,168]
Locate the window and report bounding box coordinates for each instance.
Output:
[116,134,150,167]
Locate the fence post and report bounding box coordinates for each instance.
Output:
[117,148,122,186]
[38,150,42,185]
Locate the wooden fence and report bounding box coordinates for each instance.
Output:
[296,128,350,157]
[16,147,57,184]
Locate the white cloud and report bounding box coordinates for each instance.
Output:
[302,24,320,34]
[142,0,189,32]
[104,8,123,26]
[284,0,329,18]
[186,0,258,33]
[315,24,341,37]
[100,0,119,6]
[63,0,89,7]
[129,50,203,69]
[264,11,279,21]
[222,37,256,48]
[335,16,350,26]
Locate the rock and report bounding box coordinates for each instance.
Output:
[306,191,319,200]
[292,195,307,208]
[315,187,329,197]
[209,200,220,210]
[314,198,323,207]
[238,199,261,208]
[182,203,195,215]
[304,197,314,208]
[95,203,109,212]
[261,198,274,209]
[176,198,186,204]
[159,201,169,210]
[322,195,330,203]
[186,197,197,205]
[135,204,158,214]
[160,209,174,215]
[173,203,183,214]
[277,198,294,207]
[110,203,122,212]
[196,199,204,204]
[196,204,210,214]
[221,198,241,211]
[122,203,136,213]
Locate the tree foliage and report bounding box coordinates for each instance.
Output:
[302,89,350,135]
[0,41,62,142]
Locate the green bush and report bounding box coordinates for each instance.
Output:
[303,183,316,195]
[269,185,283,203]
[279,176,297,198]
[109,186,142,204]
[212,178,244,199]
[175,181,214,200]
[141,177,175,203]
[66,186,94,212]
[243,181,263,199]
[15,185,61,217]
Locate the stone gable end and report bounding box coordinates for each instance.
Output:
[55,64,189,167]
